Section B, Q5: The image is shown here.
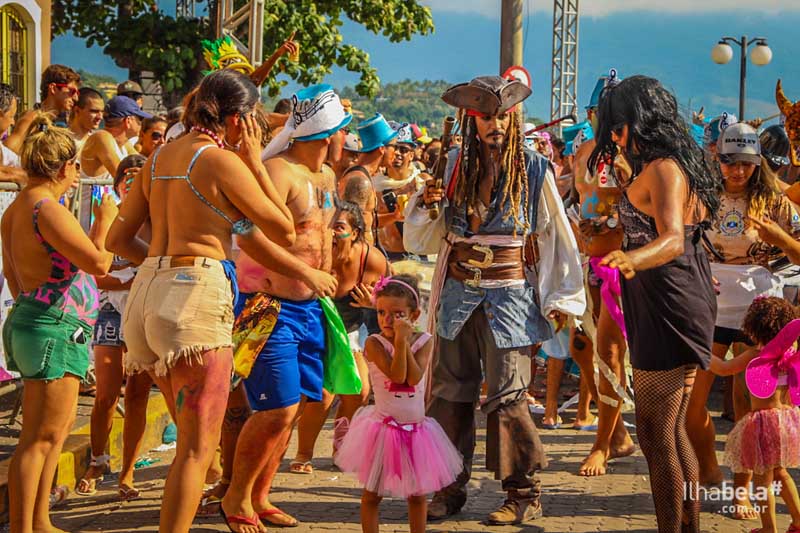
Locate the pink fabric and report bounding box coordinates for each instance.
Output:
[336,406,462,498]
[723,407,800,474]
[589,256,627,338]
[335,331,462,497]
[745,318,800,405]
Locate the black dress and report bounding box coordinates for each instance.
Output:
[618,193,716,371]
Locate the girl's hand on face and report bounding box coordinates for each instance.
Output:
[394,316,414,341]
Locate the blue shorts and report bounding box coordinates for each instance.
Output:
[93,303,124,347]
[239,294,325,411]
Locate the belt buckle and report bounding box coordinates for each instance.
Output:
[467,244,493,268]
[463,265,482,288]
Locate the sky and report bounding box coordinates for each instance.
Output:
[52,0,800,123]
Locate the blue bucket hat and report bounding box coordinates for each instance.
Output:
[357,113,398,153]
[562,121,594,156]
[704,112,738,147]
[586,68,621,110]
[261,84,352,159]
[389,121,417,147]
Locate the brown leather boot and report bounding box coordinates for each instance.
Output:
[427,490,467,521]
[487,495,543,525]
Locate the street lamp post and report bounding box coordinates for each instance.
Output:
[711,36,773,120]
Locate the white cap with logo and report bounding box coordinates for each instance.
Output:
[717,122,761,166]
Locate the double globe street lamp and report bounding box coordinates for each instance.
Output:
[711,36,773,120]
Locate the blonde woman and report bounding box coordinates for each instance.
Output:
[2,113,115,533]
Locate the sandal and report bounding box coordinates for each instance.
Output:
[220,507,260,533]
[573,416,599,431]
[288,461,313,475]
[118,484,140,501]
[541,416,562,430]
[75,454,109,496]
[259,507,299,528]
[197,495,223,516]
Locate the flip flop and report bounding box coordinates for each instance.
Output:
[786,525,800,532]
[288,461,313,475]
[258,508,299,528]
[572,416,599,431]
[197,495,223,516]
[118,484,141,501]
[75,474,103,496]
[541,416,562,430]
[220,507,260,533]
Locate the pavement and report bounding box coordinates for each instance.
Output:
[42,399,799,533]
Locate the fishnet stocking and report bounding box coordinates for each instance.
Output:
[633,365,700,533]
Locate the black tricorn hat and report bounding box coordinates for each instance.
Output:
[441,76,531,115]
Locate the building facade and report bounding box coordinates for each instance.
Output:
[0,0,51,111]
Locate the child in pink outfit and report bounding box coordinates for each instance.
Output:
[336,274,462,533]
[710,297,800,533]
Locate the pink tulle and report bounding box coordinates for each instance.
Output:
[723,406,800,474]
[335,406,463,498]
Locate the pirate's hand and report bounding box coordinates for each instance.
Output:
[547,310,567,332]
[601,250,636,280]
[423,178,445,207]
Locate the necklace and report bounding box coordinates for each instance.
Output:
[191,126,224,149]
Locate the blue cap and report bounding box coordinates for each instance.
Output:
[586,68,621,110]
[690,124,706,147]
[105,95,152,120]
[357,113,398,153]
[562,121,593,143]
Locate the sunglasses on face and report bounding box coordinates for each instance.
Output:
[150,131,164,141]
[396,146,414,155]
[54,84,78,97]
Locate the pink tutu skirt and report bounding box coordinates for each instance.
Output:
[723,407,800,474]
[335,405,463,498]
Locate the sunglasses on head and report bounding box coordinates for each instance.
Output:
[54,84,78,97]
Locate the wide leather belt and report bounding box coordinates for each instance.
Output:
[447,242,525,287]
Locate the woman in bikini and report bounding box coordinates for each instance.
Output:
[3,112,116,533]
[291,200,390,474]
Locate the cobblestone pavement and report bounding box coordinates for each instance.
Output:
[48,406,796,533]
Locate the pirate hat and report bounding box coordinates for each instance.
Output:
[441,76,531,115]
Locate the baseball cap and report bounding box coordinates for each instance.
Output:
[105,95,153,120]
[343,132,360,152]
[717,122,761,165]
[117,80,144,96]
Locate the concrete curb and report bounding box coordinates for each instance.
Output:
[0,390,171,522]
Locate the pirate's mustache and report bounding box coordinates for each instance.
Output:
[488,130,505,137]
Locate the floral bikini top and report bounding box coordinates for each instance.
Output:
[19,199,100,325]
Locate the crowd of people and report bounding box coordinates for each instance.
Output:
[2,47,800,533]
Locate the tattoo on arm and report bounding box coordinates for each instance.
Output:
[343,175,373,210]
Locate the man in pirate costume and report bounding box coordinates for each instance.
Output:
[403,76,585,525]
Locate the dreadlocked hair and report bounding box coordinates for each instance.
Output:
[454,109,530,235]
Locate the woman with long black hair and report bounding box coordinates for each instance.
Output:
[592,75,719,532]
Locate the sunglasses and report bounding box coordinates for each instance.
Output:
[396,145,414,155]
[54,84,78,97]
[150,131,164,141]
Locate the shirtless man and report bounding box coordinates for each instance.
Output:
[339,113,399,246]
[5,64,80,153]
[69,87,105,156]
[570,71,635,477]
[374,122,429,261]
[221,84,351,532]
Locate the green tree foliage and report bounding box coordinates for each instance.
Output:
[51,0,434,106]
[340,79,454,136]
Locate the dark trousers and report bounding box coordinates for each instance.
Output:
[427,308,547,501]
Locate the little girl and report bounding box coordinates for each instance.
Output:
[711,296,800,533]
[336,274,462,533]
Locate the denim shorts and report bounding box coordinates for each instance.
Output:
[3,296,92,380]
[93,302,124,347]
